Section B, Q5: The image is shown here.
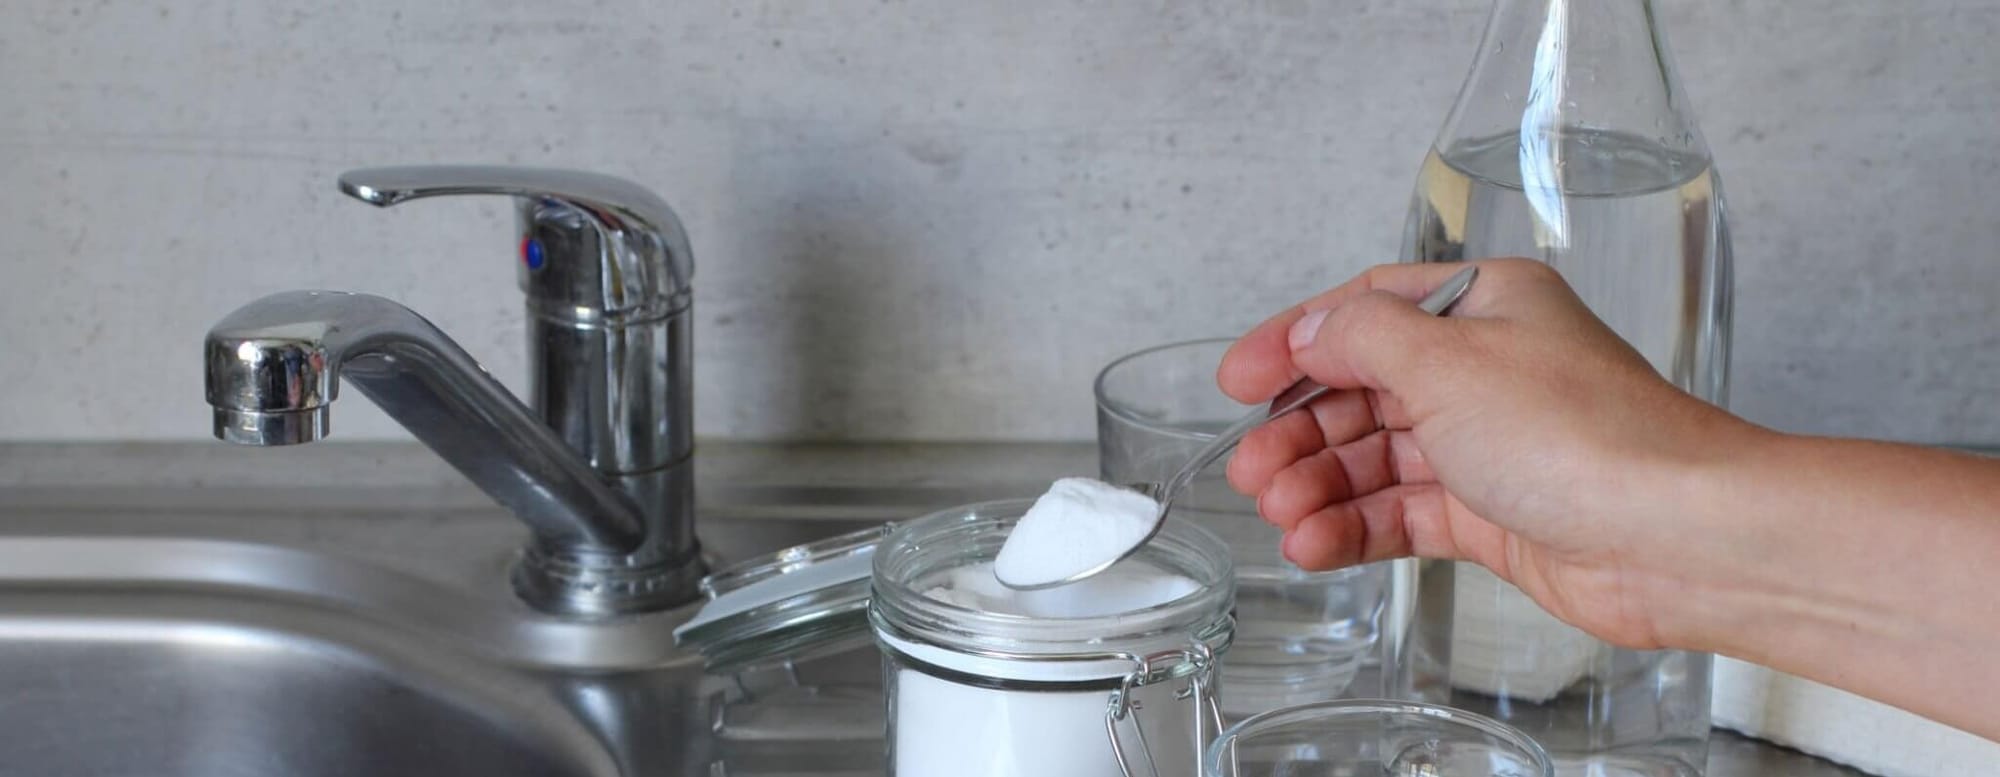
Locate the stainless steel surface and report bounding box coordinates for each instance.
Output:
[1004,266,1479,592]
[0,501,857,775]
[1710,730,1874,777]
[207,166,701,616]
[204,291,646,555]
[0,442,1884,776]
[337,165,695,473]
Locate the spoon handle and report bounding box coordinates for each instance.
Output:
[1159,265,1479,502]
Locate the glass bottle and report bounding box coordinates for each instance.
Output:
[1400,1,1730,775]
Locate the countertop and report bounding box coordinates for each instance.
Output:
[0,440,1893,776]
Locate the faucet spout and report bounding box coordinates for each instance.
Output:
[204,291,646,556]
[208,166,704,616]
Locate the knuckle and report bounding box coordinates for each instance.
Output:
[1360,262,1402,285]
[1325,291,1408,344]
[1487,256,1562,284]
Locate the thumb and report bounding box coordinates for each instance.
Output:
[1286,290,1459,394]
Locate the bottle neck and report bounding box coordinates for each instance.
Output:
[1435,0,1705,158]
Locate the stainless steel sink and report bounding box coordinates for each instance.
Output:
[0,442,1049,777]
[0,586,611,776]
[0,441,1868,777]
[0,515,890,777]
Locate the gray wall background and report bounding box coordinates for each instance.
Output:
[2,1,1995,443]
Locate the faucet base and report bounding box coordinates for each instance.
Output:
[513,544,708,618]
[507,458,708,616]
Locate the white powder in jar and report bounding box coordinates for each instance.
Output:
[885,482,1219,777]
[890,559,1205,777]
[891,663,1197,777]
[993,477,1161,589]
[924,560,1198,618]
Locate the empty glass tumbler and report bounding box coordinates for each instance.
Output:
[1204,700,1554,777]
[1095,339,1445,715]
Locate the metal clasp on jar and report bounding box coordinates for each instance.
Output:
[1105,639,1224,777]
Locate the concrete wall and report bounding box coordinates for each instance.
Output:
[3,0,1995,443]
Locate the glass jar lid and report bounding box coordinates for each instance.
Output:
[678,496,1238,675]
[673,524,891,672]
[870,498,1235,683]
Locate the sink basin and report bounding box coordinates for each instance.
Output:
[0,463,927,776]
[0,590,609,776]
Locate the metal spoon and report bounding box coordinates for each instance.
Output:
[1001,265,1479,591]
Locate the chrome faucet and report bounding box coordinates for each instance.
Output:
[203,166,702,616]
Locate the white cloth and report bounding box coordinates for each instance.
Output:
[1712,657,2000,776]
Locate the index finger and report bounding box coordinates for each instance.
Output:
[1218,262,1484,403]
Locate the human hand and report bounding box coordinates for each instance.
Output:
[1219,258,1760,648]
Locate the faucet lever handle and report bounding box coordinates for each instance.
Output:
[333,164,703,610]
[338,165,693,320]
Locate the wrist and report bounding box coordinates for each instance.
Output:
[1637,415,1799,654]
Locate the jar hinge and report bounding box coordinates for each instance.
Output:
[1105,639,1223,777]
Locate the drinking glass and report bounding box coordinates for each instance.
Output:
[1096,339,1446,715]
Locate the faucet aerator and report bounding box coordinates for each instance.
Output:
[213,407,330,446]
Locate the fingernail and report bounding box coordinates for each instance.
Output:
[1288,309,1329,351]
[1279,530,1304,564]
[1255,491,1282,527]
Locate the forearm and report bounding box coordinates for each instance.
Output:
[1670,430,2000,739]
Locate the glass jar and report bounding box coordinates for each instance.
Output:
[870,499,1235,777]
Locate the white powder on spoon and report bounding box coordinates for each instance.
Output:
[993,477,1162,589]
[929,560,1199,617]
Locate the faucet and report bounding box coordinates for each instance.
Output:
[203,166,702,616]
